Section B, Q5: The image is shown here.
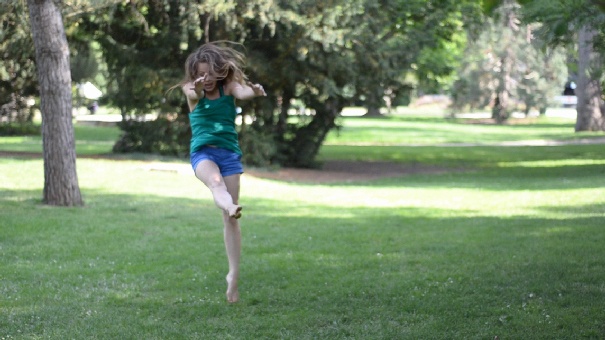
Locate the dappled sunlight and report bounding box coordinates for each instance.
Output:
[243,174,590,219]
[498,159,605,168]
[3,158,603,224]
[527,227,574,238]
[0,159,44,190]
[323,114,594,146]
[242,170,605,221]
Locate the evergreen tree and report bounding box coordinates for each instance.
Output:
[451,0,567,122]
[0,0,37,124]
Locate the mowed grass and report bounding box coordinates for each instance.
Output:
[1,113,605,339]
[0,125,121,155]
[324,117,605,146]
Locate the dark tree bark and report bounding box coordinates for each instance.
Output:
[28,0,83,206]
[492,2,517,124]
[575,24,605,132]
[364,89,385,117]
[288,97,343,168]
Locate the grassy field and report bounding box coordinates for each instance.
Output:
[0,125,122,155]
[1,113,605,339]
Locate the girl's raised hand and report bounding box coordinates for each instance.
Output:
[248,82,266,97]
[193,75,206,86]
[188,76,206,97]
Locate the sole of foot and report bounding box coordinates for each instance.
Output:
[231,206,242,219]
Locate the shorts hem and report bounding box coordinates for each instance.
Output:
[222,170,244,177]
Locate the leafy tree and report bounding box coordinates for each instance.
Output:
[238,0,483,165]
[0,0,37,125]
[522,0,605,131]
[517,44,568,116]
[75,0,193,118]
[7,0,486,168]
[486,0,605,130]
[348,0,482,116]
[27,0,83,206]
[451,0,567,122]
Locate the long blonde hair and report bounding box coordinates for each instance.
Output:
[179,41,248,87]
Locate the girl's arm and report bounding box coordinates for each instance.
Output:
[227,81,266,100]
[182,77,205,111]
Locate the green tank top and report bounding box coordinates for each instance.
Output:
[189,86,242,155]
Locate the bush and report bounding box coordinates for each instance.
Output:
[239,127,277,167]
[112,116,190,157]
[112,115,278,167]
[0,123,40,136]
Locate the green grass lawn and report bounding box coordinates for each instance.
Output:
[1,113,605,339]
[0,124,122,155]
[325,114,604,146]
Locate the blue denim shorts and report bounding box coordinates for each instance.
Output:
[190,146,243,177]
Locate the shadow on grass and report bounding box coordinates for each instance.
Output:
[275,162,605,192]
[319,144,605,169]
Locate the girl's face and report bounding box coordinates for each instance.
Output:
[195,62,218,93]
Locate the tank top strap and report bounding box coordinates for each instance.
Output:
[219,85,224,97]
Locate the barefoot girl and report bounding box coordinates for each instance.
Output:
[178,42,266,303]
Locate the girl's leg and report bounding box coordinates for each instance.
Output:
[194,160,241,218]
[222,174,241,303]
[194,160,242,302]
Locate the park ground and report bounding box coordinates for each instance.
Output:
[1,107,605,339]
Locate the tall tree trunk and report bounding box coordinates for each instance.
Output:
[492,54,513,123]
[575,24,605,131]
[28,0,83,206]
[492,2,517,124]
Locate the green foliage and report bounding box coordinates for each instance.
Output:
[87,1,190,117]
[521,0,604,46]
[7,0,485,166]
[0,123,40,136]
[64,0,487,167]
[451,2,568,120]
[70,44,99,84]
[112,116,191,157]
[520,0,605,131]
[516,45,568,115]
[0,0,38,123]
[239,125,277,167]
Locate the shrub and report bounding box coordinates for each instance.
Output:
[239,127,277,167]
[0,123,40,136]
[112,116,190,157]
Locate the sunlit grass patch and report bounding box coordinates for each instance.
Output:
[498,158,605,167]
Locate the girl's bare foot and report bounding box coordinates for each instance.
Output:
[226,273,239,303]
[228,205,242,219]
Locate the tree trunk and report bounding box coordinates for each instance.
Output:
[364,89,384,117]
[288,98,342,168]
[365,106,382,117]
[28,0,83,206]
[575,24,605,131]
